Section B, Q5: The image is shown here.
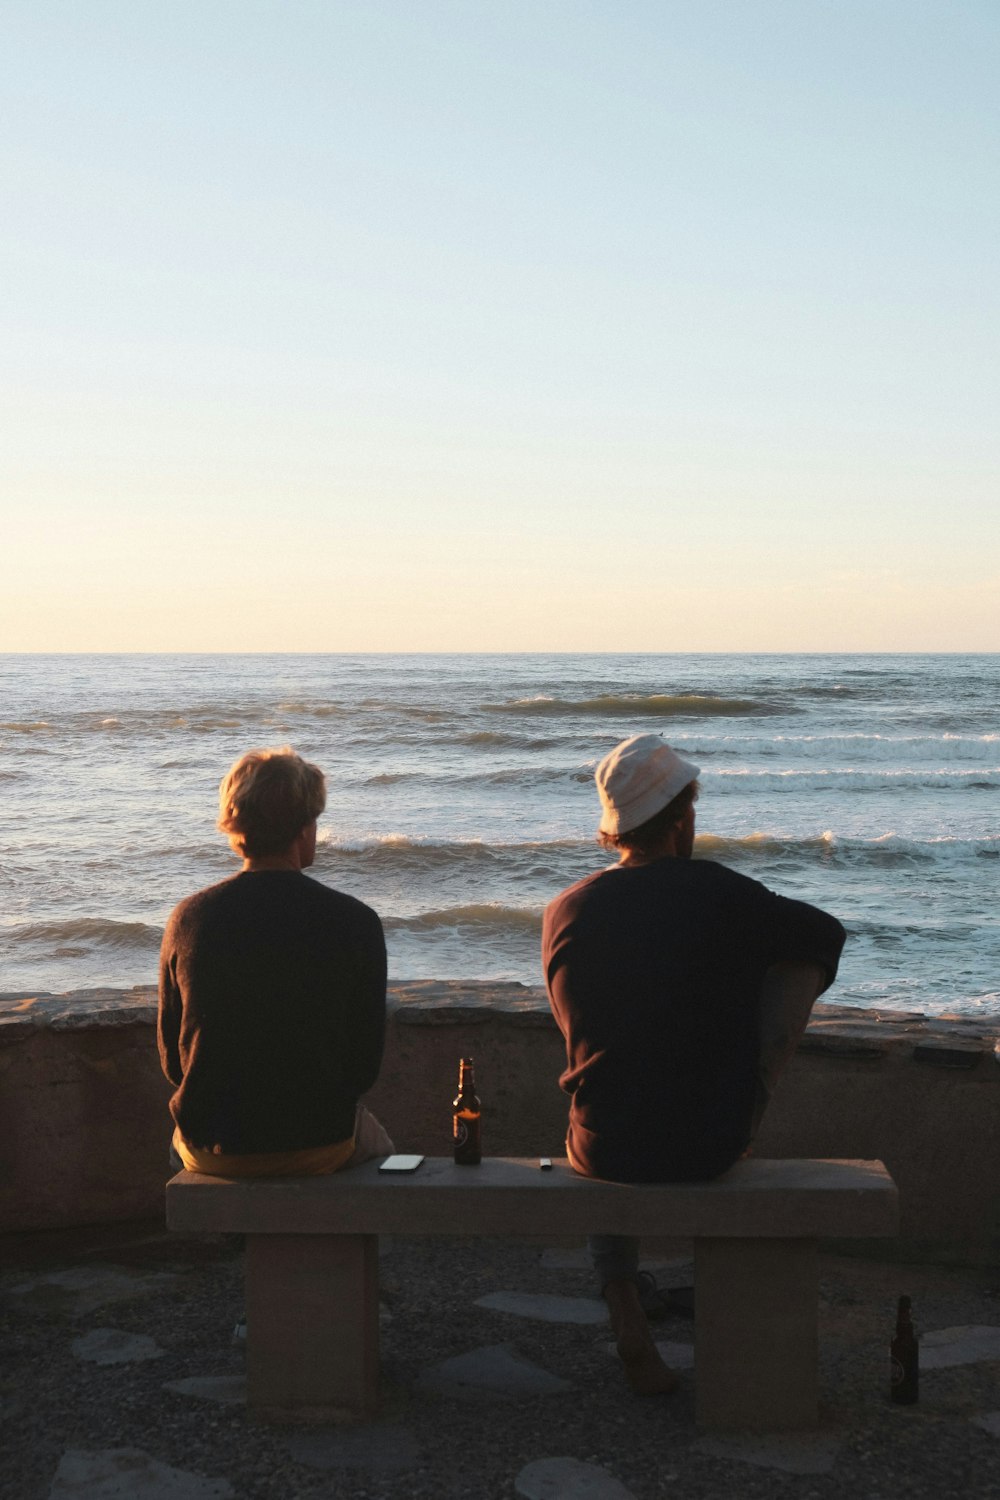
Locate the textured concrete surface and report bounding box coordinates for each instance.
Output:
[166,1154,898,1239]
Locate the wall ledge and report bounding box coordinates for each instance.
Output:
[2,982,997,1055]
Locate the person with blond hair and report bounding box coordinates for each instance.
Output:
[543,733,845,1396]
[158,747,392,1177]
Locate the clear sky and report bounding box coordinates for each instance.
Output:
[3,1,997,651]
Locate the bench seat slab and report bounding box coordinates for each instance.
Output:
[245,1233,378,1422]
[695,1237,818,1429]
[167,1158,898,1240]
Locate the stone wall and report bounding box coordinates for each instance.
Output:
[2,983,998,1258]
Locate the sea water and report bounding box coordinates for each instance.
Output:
[0,653,997,1015]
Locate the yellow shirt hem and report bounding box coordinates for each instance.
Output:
[173,1127,356,1178]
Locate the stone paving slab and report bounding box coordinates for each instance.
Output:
[417,1341,572,1399]
[515,1455,637,1499]
[48,1448,233,1499]
[476,1290,608,1324]
[921,1324,1000,1368]
[163,1376,247,1406]
[693,1430,844,1475]
[284,1423,420,1474]
[71,1329,165,1365]
[3,1265,181,1318]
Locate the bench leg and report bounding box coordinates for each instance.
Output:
[694,1237,818,1430]
[245,1233,378,1423]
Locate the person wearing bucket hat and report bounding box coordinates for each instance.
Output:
[595,733,702,841]
[542,732,846,1397]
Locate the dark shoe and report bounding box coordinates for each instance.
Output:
[636,1270,670,1321]
[637,1272,694,1321]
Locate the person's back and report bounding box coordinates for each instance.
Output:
[161,868,385,1157]
[545,852,844,1183]
[158,746,391,1177]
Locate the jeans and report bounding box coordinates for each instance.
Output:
[588,961,822,1293]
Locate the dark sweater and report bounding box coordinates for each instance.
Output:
[542,856,846,1183]
[158,870,386,1154]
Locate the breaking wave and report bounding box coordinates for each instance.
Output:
[319,835,593,877]
[363,766,593,788]
[384,904,543,934]
[7,918,163,953]
[707,768,1000,793]
[458,731,566,750]
[696,831,1000,869]
[485,693,790,719]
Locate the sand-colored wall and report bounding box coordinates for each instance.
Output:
[1,983,997,1258]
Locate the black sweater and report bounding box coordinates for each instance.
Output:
[543,856,846,1182]
[158,870,386,1153]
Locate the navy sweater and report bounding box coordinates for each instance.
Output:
[158,870,386,1153]
[543,856,845,1182]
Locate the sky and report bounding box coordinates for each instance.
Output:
[2,1,998,652]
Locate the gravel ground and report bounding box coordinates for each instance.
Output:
[2,1221,999,1500]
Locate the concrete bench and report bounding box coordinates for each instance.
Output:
[166,1155,898,1430]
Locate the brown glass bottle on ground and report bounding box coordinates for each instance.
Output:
[453,1057,481,1164]
[890,1295,918,1404]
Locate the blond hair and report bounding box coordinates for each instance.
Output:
[218,747,326,858]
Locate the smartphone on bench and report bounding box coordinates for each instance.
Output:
[378,1154,425,1173]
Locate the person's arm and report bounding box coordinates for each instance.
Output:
[737,878,846,1116]
[157,918,184,1087]
[758,959,826,1072]
[750,882,847,994]
[339,905,388,1097]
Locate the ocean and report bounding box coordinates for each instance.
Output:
[0,653,997,1016]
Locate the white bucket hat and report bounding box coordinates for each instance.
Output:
[596,734,700,836]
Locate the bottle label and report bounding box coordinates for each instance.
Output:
[454,1120,468,1146]
[891,1357,904,1385]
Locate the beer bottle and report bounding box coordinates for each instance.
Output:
[453,1057,482,1165]
[890,1294,918,1404]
